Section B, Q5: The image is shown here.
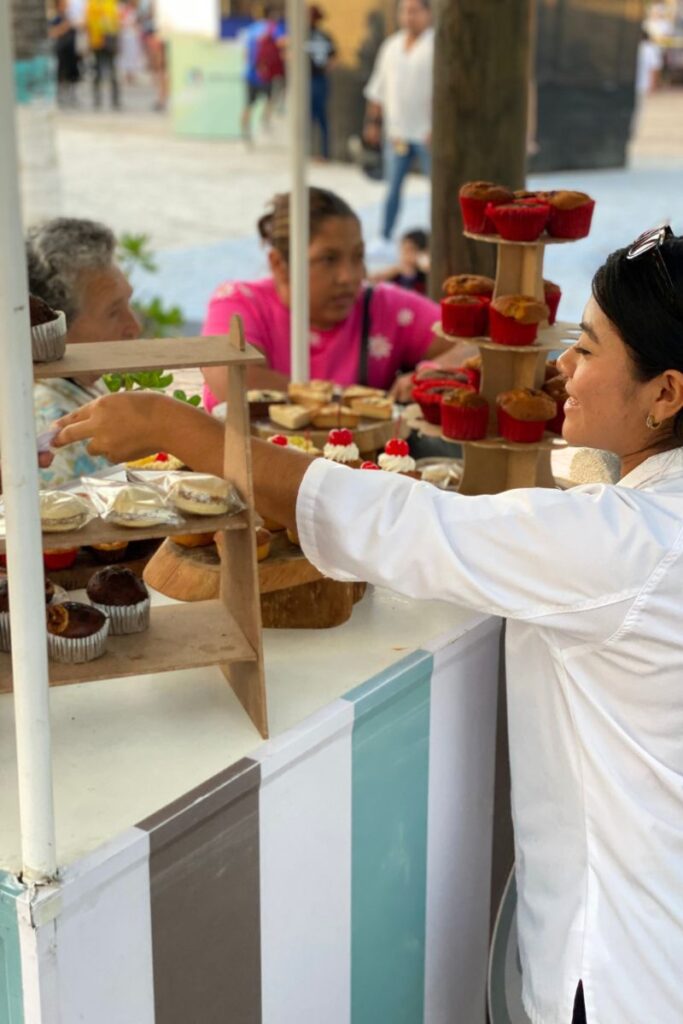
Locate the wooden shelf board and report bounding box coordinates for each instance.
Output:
[441,433,566,452]
[0,599,256,692]
[33,336,264,380]
[463,231,577,247]
[432,320,579,350]
[0,509,250,554]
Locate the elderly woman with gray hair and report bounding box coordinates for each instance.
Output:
[27,217,140,486]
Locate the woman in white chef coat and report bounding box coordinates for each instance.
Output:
[55,226,683,1024]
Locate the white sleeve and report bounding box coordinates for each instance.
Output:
[296,459,672,624]
[363,38,389,106]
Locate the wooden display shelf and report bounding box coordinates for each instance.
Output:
[433,319,580,350]
[0,600,255,693]
[33,335,264,380]
[440,433,565,452]
[0,510,250,554]
[463,231,575,247]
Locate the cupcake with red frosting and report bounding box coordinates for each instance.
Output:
[323,429,361,468]
[496,388,556,443]
[489,295,549,346]
[378,438,420,479]
[485,200,550,242]
[545,191,595,239]
[441,389,489,441]
[458,181,514,233]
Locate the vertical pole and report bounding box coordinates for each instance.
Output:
[286,0,310,382]
[0,4,57,881]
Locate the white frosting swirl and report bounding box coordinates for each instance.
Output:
[324,443,360,463]
[378,452,417,473]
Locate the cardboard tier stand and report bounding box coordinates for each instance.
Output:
[434,231,582,495]
[0,317,271,739]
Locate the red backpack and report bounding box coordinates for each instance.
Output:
[256,28,285,83]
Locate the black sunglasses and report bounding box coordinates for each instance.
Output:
[626,224,676,300]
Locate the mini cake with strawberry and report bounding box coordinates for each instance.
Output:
[126,452,184,471]
[323,428,361,467]
[378,438,420,478]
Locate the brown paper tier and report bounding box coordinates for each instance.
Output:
[462,231,576,247]
[432,319,580,349]
[252,415,408,457]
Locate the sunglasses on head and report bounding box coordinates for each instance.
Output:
[626,224,676,300]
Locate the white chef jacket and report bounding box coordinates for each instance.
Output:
[296,448,683,1024]
[363,28,434,144]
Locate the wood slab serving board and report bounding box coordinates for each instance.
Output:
[252,415,409,456]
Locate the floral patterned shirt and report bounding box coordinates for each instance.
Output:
[34,378,110,488]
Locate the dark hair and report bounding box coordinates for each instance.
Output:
[257,187,359,262]
[401,228,429,251]
[591,234,683,441]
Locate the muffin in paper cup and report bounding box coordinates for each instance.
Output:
[89,596,150,635]
[86,566,150,635]
[31,309,67,363]
[47,602,109,663]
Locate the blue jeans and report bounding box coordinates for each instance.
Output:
[311,75,330,159]
[382,140,431,239]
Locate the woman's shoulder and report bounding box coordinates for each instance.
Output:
[371,281,439,322]
[209,277,276,306]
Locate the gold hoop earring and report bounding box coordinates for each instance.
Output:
[646,414,660,430]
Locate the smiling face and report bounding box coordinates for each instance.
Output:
[270,215,365,329]
[66,265,141,344]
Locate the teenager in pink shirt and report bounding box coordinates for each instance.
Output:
[201,187,468,409]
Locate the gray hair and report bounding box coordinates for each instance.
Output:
[26,217,116,324]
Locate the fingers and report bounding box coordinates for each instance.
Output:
[53,420,93,448]
[54,403,93,430]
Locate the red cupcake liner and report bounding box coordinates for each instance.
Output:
[43,548,80,571]
[452,365,481,390]
[486,202,550,242]
[413,380,471,426]
[497,408,548,443]
[442,400,489,441]
[441,297,487,338]
[544,288,561,325]
[459,195,488,234]
[547,200,595,239]
[489,306,539,346]
[546,402,565,436]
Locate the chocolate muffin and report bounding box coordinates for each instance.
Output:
[29,294,66,362]
[86,566,150,635]
[0,574,57,651]
[47,601,109,663]
[29,295,58,327]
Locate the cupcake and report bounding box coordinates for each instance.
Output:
[90,541,129,563]
[461,355,482,390]
[485,201,550,242]
[489,295,549,346]
[543,374,568,435]
[458,181,514,234]
[441,295,488,338]
[0,573,58,651]
[47,601,109,663]
[323,429,361,467]
[378,438,420,478]
[545,191,595,239]
[86,566,150,635]
[442,274,495,298]
[412,378,470,425]
[255,527,272,562]
[441,389,489,441]
[30,295,67,363]
[43,547,80,571]
[496,388,556,443]
[543,280,562,326]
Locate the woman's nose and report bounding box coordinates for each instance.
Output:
[557,348,573,376]
[123,307,142,340]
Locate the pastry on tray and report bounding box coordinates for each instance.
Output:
[47,601,109,663]
[86,566,150,635]
[323,428,361,467]
[496,388,556,443]
[378,438,420,478]
[441,389,489,441]
[288,379,334,407]
[310,404,360,429]
[247,389,287,419]
[347,395,393,420]
[269,403,312,429]
[125,452,184,471]
[342,384,386,402]
[489,295,549,346]
[169,475,233,516]
[39,491,91,533]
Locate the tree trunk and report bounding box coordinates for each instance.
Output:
[10,0,49,60]
[430,0,534,297]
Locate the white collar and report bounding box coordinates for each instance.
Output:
[618,446,683,490]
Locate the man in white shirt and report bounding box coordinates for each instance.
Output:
[362,0,433,248]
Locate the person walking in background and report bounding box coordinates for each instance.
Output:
[241,4,286,143]
[85,0,121,109]
[117,0,144,86]
[49,0,81,108]
[306,5,336,161]
[362,0,433,260]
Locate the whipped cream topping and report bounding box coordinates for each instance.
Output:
[378,453,416,473]
[323,443,360,463]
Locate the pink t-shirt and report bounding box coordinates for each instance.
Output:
[201,278,439,410]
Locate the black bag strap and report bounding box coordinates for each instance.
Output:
[358,286,374,386]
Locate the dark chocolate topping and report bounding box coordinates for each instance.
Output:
[86,566,148,606]
[47,601,106,639]
[29,295,58,327]
[0,575,54,612]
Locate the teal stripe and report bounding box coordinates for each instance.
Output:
[0,873,24,1024]
[347,651,433,1024]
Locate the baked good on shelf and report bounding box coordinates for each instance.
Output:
[310,404,360,429]
[286,526,300,546]
[269,403,312,429]
[126,452,184,471]
[0,572,58,651]
[543,279,562,325]
[545,191,595,239]
[489,295,549,346]
[90,541,129,562]
[543,374,568,435]
[347,395,393,420]
[247,389,287,419]
[169,475,232,517]
[30,294,66,362]
[496,388,556,443]
[255,527,272,561]
[458,181,514,233]
[342,385,386,402]
[323,428,361,467]
[47,601,109,663]
[39,491,91,533]
[288,379,334,407]
[485,200,550,242]
[109,484,169,527]
[286,435,321,453]
[441,389,489,441]
[412,379,470,426]
[172,532,215,548]
[86,566,150,635]
[378,438,420,478]
[441,295,488,338]
[43,547,80,571]
[442,273,495,298]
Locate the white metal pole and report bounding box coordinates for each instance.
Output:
[0,4,57,882]
[286,0,310,382]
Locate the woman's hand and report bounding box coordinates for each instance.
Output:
[389,372,415,404]
[53,391,171,464]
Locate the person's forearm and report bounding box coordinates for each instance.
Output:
[201,364,290,402]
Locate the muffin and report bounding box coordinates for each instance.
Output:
[323,428,361,467]
[0,573,58,651]
[489,295,549,346]
[485,200,550,242]
[255,527,272,562]
[458,181,514,233]
[47,601,109,663]
[378,438,420,478]
[30,295,67,363]
[90,541,129,563]
[496,388,556,443]
[86,566,150,635]
[545,191,595,239]
[43,547,81,571]
[543,374,569,435]
[442,274,495,298]
[412,378,470,425]
[441,389,489,441]
[543,280,562,326]
[441,294,488,338]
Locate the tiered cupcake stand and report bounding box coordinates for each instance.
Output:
[431,231,581,495]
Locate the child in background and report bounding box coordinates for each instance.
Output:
[369,228,429,295]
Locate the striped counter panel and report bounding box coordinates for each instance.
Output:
[4,617,500,1024]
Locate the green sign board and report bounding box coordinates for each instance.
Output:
[170,35,244,138]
